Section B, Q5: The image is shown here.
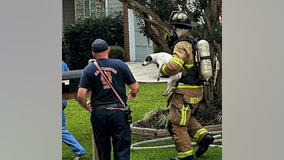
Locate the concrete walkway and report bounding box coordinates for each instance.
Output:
[125,62,169,83]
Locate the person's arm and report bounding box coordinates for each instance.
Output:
[77,87,92,113]
[127,81,140,100]
[160,42,188,76]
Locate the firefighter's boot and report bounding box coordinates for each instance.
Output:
[195,133,214,157]
[170,155,194,160]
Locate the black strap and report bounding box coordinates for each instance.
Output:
[200,56,211,60]
[172,37,199,85]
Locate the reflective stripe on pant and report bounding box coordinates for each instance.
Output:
[180,103,194,125]
[179,104,189,125]
[194,128,208,143]
[91,108,131,160]
[178,149,194,158]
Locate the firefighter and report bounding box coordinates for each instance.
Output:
[161,11,214,160]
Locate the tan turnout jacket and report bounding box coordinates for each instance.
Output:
[161,32,203,105]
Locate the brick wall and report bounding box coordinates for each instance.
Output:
[123,3,130,62]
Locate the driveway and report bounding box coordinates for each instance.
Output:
[125,62,169,83]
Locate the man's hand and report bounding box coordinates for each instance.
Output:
[128,90,138,100]
[77,87,92,113]
[127,82,140,100]
[86,101,92,113]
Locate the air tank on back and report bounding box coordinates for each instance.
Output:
[197,40,213,84]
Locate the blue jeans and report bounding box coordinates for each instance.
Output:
[62,101,86,157]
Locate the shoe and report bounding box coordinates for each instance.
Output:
[170,155,194,160]
[74,155,84,160]
[74,151,85,160]
[195,133,214,157]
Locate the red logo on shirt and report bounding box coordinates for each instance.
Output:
[101,71,112,89]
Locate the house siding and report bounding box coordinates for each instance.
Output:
[62,0,75,30]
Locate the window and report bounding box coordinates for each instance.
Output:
[84,0,106,18]
[84,0,96,17]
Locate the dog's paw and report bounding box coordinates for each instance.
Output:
[157,78,160,81]
[162,93,168,96]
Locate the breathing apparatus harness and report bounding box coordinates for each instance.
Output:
[171,37,212,86]
[166,7,213,87]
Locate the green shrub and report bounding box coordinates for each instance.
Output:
[142,104,166,121]
[153,45,161,53]
[62,41,68,62]
[109,45,125,61]
[197,104,216,121]
[158,113,169,128]
[62,13,124,70]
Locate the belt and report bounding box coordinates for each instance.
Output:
[93,103,125,111]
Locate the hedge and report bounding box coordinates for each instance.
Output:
[62,13,124,70]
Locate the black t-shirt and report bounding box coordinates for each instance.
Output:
[79,58,136,106]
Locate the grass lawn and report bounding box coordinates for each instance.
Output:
[62,83,222,159]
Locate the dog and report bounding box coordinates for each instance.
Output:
[142,52,172,81]
[163,72,182,96]
[142,52,182,96]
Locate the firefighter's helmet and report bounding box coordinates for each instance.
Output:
[169,11,198,29]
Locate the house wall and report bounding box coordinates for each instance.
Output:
[113,0,153,62]
[62,0,154,62]
[106,0,123,15]
[62,0,75,30]
[75,0,84,21]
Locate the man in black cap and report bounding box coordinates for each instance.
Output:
[77,38,140,160]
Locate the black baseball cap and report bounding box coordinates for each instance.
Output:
[92,39,109,52]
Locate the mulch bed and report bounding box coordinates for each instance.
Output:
[132,101,222,130]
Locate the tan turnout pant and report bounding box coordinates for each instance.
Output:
[169,93,208,156]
